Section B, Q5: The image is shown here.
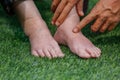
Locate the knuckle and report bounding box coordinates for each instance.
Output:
[99,15,105,19]
[68,3,73,8]
[100,14,107,19]
[69,0,76,4]
[56,10,61,15]
[89,13,96,19]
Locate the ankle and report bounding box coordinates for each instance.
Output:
[23,18,47,37]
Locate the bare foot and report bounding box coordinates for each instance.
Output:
[54,7,101,58]
[24,18,64,59]
[14,0,64,59]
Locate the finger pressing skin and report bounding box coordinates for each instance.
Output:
[55,2,75,26]
[108,22,118,31]
[73,13,97,33]
[76,0,84,16]
[52,0,67,25]
[91,16,106,32]
[51,0,61,12]
[100,20,111,32]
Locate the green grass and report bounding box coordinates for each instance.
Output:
[0,0,120,80]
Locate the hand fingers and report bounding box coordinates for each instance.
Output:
[76,0,84,16]
[108,22,118,31]
[73,13,97,33]
[51,0,61,12]
[52,0,67,25]
[91,16,106,32]
[55,2,75,26]
[100,20,112,32]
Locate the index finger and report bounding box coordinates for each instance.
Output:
[55,2,75,26]
[52,0,67,25]
[73,13,97,33]
[51,0,61,12]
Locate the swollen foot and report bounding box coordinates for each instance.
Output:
[54,8,101,58]
[24,18,64,59]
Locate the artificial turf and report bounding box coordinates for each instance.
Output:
[0,0,120,80]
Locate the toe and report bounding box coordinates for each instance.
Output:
[58,51,65,58]
[92,48,99,58]
[43,49,52,59]
[95,47,101,57]
[91,47,101,58]
[86,48,98,58]
[37,49,45,57]
[32,50,39,57]
[86,47,101,58]
[48,48,58,58]
[55,47,64,58]
[77,49,91,58]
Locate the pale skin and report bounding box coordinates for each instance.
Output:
[14,0,64,59]
[54,7,101,58]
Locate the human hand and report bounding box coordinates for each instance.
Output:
[51,0,84,26]
[73,0,120,33]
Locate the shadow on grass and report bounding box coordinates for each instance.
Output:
[94,36,120,45]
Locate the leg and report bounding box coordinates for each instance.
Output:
[14,0,64,58]
[54,7,101,58]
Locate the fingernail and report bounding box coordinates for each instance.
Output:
[79,11,84,16]
[55,22,60,26]
[81,11,84,16]
[73,28,79,33]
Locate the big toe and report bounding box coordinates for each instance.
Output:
[50,47,64,58]
[43,49,52,59]
[77,49,91,58]
[32,50,39,57]
[86,47,101,58]
[37,49,45,57]
[55,47,65,58]
[94,47,101,57]
[48,48,58,58]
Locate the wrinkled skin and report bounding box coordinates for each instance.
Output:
[73,0,120,33]
[51,0,84,26]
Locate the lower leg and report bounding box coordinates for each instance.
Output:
[14,0,64,58]
[54,7,101,58]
